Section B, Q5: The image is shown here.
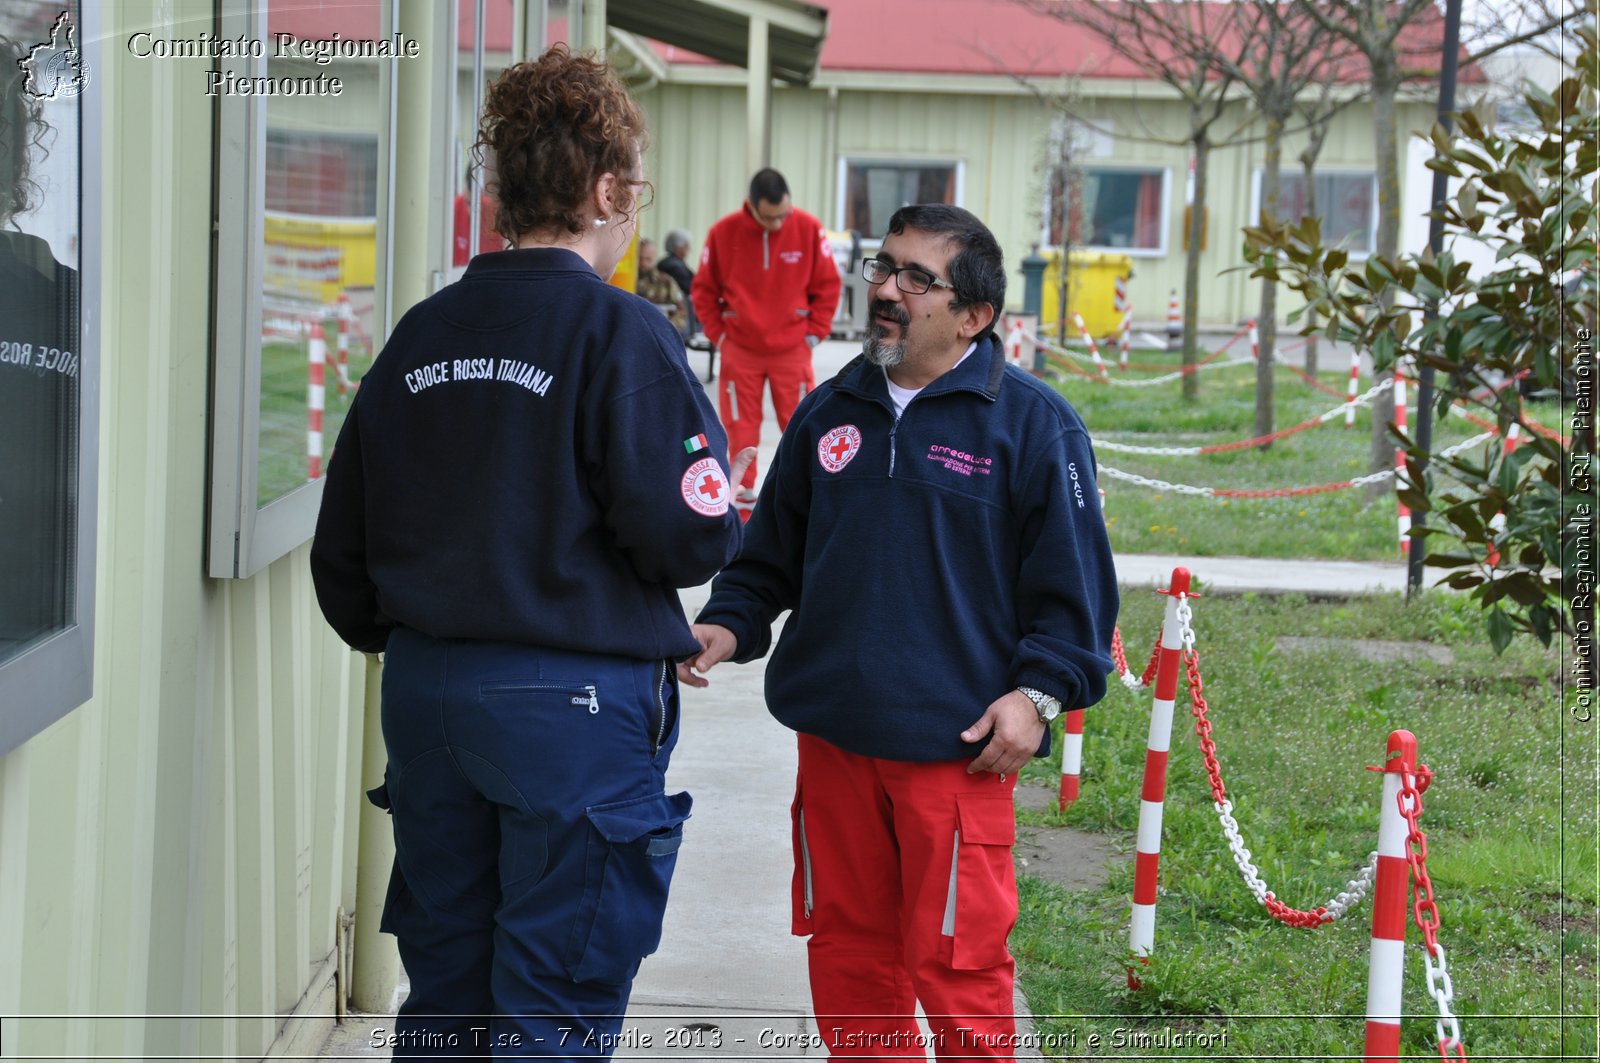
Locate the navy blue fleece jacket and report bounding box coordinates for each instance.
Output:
[311,247,742,659]
[696,336,1118,763]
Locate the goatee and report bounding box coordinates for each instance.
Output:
[864,301,908,367]
[864,324,906,368]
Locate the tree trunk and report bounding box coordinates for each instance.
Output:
[1366,49,1402,497]
[1301,151,1320,376]
[1182,139,1209,401]
[1256,107,1285,447]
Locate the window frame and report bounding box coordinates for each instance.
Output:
[0,1,103,757]
[834,155,966,245]
[206,0,402,578]
[1043,163,1171,258]
[1251,167,1378,259]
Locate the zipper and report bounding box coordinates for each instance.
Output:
[888,421,899,477]
[479,680,599,715]
[653,661,670,754]
[798,809,814,918]
[762,230,770,270]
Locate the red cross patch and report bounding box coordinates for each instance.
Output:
[681,457,731,516]
[817,425,862,473]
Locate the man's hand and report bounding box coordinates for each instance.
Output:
[677,623,738,688]
[727,447,757,494]
[960,690,1046,777]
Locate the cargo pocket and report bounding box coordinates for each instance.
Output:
[947,793,1018,970]
[789,784,813,936]
[565,790,693,985]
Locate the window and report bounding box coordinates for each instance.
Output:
[1258,170,1376,256]
[0,1,100,755]
[1046,166,1169,255]
[839,159,961,240]
[209,0,399,574]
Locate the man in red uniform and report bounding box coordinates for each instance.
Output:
[692,168,842,519]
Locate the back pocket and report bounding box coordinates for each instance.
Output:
[564,790,694,985]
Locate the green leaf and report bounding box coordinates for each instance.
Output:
[1485,606,1514,655]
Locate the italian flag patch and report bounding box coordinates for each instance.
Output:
[683,433,710,454]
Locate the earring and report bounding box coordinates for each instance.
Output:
[593,217,609,228]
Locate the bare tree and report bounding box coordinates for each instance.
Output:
[1022,0,1247,400]
[1298,0,1569,491]
[1293,84,1348,377]
[1208,1,1360,445]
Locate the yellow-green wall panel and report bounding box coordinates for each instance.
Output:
[0,3,369,1060]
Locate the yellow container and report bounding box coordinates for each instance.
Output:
[263,213,377,307]
[1039,250,1133,340]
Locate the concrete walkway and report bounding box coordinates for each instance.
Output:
[317,338,1410,1061]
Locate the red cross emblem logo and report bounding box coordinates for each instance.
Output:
[681,457,731,516]
[817,425,862,473]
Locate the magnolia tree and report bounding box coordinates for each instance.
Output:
[1244,24,1597,660]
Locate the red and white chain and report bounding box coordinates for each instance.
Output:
[1398,764,1468,1059]
[1112,624,1163,692]
[1025,328,1253,387]
[1093,378,1396,457]
[1177,596,1380,926]
[1100,431,1494,498]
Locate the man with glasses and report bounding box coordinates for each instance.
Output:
[679,204,1118,1060]
[691,168,842,520]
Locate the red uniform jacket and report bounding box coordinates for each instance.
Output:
[691,204,842,353]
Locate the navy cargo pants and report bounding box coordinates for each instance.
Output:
[373,627,690,1058]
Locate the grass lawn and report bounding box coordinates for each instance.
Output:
[1048,348,1551,564]
[1014,587,1595,1058]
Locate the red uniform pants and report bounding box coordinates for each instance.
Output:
[791,734,1021,1061]
[718,339,814,508]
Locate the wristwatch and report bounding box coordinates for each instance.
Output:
[1017,685,1062,723]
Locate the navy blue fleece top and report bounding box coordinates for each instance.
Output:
[312,247,742,659]
[696,336,1118,763]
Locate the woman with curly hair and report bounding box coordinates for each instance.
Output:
[312,46,752,1057]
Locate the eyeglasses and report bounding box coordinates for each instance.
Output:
[862,259,954,295]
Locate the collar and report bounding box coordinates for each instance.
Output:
[462,246,599,279]
[833,334,1007,407]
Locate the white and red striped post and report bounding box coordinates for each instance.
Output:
[1394,367,1410,555]
[335,292,353,396]
[1058,708,1086,809]
[1364,729,1417,1062]
[1345,350,1362,427]
[308,323,327,480]
[1073,311,1109,379]
[1128,567,1190,988]
[1005,314,1026,365]
[1118,309,1133,372]
[1166,290,1182,351]
[1248,319,1260,362]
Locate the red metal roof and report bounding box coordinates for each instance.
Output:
[655,0,1481,84]
[263,0,1479,84]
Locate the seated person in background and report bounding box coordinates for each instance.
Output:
[658,229,695,301]
[637,238,686,333]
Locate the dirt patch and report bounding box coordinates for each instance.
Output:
[1276,636,1455,665]
[1012,784,1123,891]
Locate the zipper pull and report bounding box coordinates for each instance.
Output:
[586,685,600,714]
